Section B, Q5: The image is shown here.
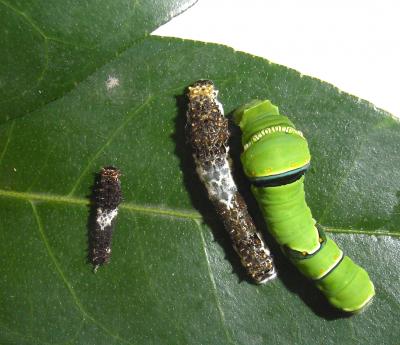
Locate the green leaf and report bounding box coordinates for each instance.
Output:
[0,0,197,122]
[1,4,400,345]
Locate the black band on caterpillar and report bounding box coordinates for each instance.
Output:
[90,166,122,272]
[186,80,276,284]
[282,225,327,260]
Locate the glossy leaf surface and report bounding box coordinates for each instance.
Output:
[1,3,399,344]
[0,0,197,122]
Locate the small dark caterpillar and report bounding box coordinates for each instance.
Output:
[234,99,375,311]
[186,80,276,284]
[90,166,122,272]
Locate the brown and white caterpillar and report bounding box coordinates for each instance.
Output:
[90,166,122,272]
[186,80,276,284]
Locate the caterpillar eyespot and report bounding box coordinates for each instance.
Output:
[234,99,375,312]
[90,166,122,272]
[186,80,276,284]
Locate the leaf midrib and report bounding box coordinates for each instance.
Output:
[1,188,398,237]
[0,188,201,220]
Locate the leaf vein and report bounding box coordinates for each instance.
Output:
[37,38,49,84]
[195,220,237,345]
[0,188,201,220]
[0,119,15,166]
[30,201,135,345]
[321,225,400,238]
[0,0,47,39]
[67,96,153,197]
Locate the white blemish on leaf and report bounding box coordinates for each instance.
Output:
[106,75,120,90]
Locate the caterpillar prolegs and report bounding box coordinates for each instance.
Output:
[186,80,276,284]
[234,99,375,312]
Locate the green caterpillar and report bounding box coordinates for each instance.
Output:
[233,99,375,312]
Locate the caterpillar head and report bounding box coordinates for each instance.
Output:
[186,80,228,160]
[233,100,311,184]
[187,79,218,100]
[96,166,122,209]
[101,166,121,181]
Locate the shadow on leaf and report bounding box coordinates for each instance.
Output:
[86,172,101,271]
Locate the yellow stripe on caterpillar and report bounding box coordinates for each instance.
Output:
[244,126,305,151]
